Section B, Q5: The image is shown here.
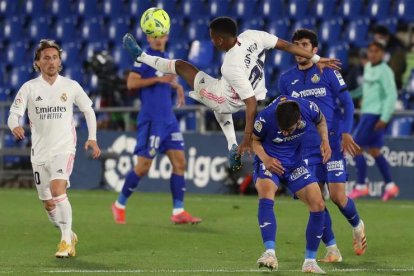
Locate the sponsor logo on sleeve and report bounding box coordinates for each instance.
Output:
[334,70,345,86]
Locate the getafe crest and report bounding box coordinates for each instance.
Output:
[60,93,67,102]
[311,73,320,83]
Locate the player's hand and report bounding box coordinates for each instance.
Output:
[85,140,101,159]
[158,74,175,84]
[263,155,285,176]
[320,139,332,164]
[316,57,341,72]
[238,135,253,157]
[341,133,360,157]
[374,120,387,130]
[11,126,25,140]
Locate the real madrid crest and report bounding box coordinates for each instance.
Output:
[311,73,320,83]
[60,93,67,102]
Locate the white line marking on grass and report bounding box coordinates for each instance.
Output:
[41,268,414,273]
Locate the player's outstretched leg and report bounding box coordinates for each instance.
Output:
[352,219,367,256]
[123,33,143,60]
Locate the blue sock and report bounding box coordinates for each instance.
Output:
[375,155,392,183]
[305,211,325,259]
[322,208,336,247]
[170,174,185,209]
[258,198,276,250]
[354,154,367,185]
[117,170,141,206]
[339,197,360,227]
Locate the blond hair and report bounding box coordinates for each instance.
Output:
[33,39,63,72]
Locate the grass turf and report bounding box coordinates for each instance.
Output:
[0,188,413,275]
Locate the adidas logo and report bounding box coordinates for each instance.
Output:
[35,96,43,101]
[223,121,231,126]
[56,169,63,174]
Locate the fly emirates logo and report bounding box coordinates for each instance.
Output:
[35,106,66,120]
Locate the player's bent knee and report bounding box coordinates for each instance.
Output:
[43,199,55,211]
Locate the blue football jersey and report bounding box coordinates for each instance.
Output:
[279,65,347,163]
[131,48,177,122]
[253,95,322,170]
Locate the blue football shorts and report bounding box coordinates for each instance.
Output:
[353,114,385,148]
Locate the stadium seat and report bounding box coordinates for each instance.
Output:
[81,18,105,43]
[84,73,99,92]
[129,0,152,17]
[291,18,316,36]
[50,0,72,17]
[340,0,364,20]
[266,19,290,39]
[112,47,133,71]
[209,0,231,17]
[0,0,17,17]
[395,0,414,23]
[326,44,349,71]
[233,0,258,20]
[84,42,107,61]
[366,0,391,20]
[63,68,84,85]
[3,16,24,41]
[260,0,283,19]
[61,42,82,67]
[346,19,369,48]
[28,17,50,41]
[182,0,204,18]
[376,17,398,34]
[186,18,210,41]
[188,40,214,69]
[239,19,265,33]
[24,0,46,17]
[287,0,310,20]
[268,51,295,72]
[10,67,31,91]
[155,0,178,16]
[168,18,185,43]
[319,19,343,46]
[108,18,129,43]
[103,0,124,18]
[388,117,413,136]
[314,0,337,19]
[77,0,100,18]
[54,17,78,43]
[6,43,27,67]
[167,43,189,60]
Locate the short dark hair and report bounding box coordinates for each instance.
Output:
[372,25,390,36]
[33,39,63,72]
[209,17,238,37]
[276,101,301,130]
[291,29,318,48]
[368,40,385,51]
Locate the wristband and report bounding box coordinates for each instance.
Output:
[311,54,320,63]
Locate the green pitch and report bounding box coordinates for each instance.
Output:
[0,188,413,275]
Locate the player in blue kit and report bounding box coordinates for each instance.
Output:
[111,34,201,225]
[279,29,366,259]
[253,96,331,273]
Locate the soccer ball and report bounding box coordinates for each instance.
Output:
[140,8,170,38]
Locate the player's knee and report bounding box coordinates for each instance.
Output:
[43,200,55,211]
[134,166,149,177]
[172,160,186,174]
[311,199,325,212]
[330,192,347,207]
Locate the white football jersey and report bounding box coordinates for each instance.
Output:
[10,75,93,164]
[220,30,278,108]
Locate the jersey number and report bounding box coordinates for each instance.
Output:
[149,135,160,149]
[34,172,41,185]
[248,58,264,89]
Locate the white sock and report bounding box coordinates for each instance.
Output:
[265,249,275,255]
[326,244,338,251]
[53,194,72,244]
[115,201,126,209]
[46,208,59,228]
[385,182,396,190]
[173,208,184,215]
[304,258,316,263]
[213,111,237,150]
[138,53,176,74]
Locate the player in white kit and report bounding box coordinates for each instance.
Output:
[7,39,101,258]
[123,17,341,171]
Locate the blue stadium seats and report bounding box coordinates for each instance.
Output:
[81,18,104,43]
[268,51,295,72]
[186,18,210,41]
[132,21,146,43]
[108,18,129,43]
[51,0,72,18]
[395,0,414,23]
[168,18,185,43]
[129,0,152,17]
[63,68,84,85]
[287,0,310,20]
[388,117,413,137]
[55,17,78,43]
[6,43,27,67]
[346,19,369,48]
[326,44,349,71]
[29,17,50,41]
[314,0,337,19]
[77,0,100,18]
[233,0,258,20]
[24,0,46,17]
[112,47,133,71]
[182,0,204,18]
[292,18,316,31]
[209,0,231,17]
[167,43,189,60]
[319,19,343,46]
[10,67,31,91]
[366,0,391,20]
[61,42,82,67]
[155,0,178,16]
[0,0,17,17]
[3,16,24,41]
[340,0,364,20]
[266,19,290,39]
[376,17,398,34]
[188,40,214,69]
[84,73,99,93]
[260,0,283,19]
[239,19,265,33]
[84,42,107,61]
[103,0,124,18]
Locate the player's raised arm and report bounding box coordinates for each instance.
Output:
[275,38,341,71]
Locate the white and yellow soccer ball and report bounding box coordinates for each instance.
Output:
[140,7,170,38]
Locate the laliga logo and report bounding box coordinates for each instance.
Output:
[104,135,228,192]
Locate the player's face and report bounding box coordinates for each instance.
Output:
[367,45,384,65]
[209,30,224,50]
[36,48,61,77]
[147,35,168,51]
[293,38,317,65]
